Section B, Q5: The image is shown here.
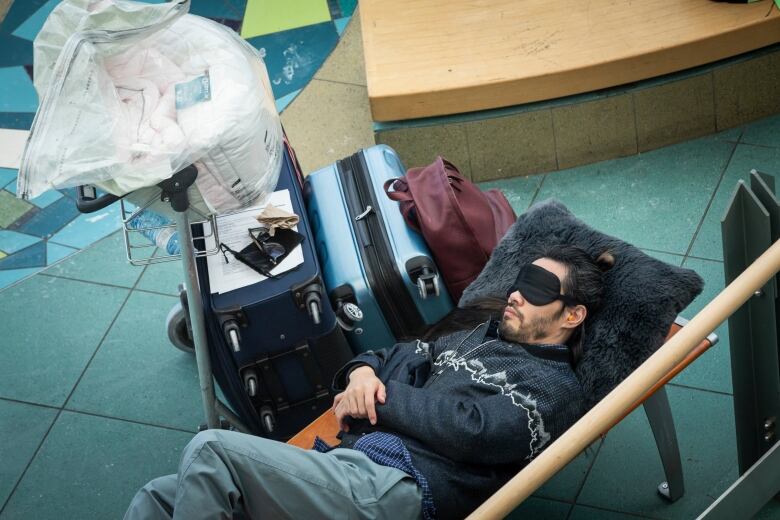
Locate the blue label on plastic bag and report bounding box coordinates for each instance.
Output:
[175,72,211,110]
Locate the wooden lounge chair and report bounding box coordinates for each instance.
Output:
[287,316,718,503]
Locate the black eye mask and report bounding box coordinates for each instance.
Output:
[507,263,579,307]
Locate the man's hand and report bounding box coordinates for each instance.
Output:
[332,365,386,432]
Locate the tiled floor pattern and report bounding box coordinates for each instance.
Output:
[1,114,780,519]
[0,0,355,290]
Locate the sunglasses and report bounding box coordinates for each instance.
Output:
[219,242,279,279]
[248,227,286,265]
[506,263,579,307]
[219,226,305,280]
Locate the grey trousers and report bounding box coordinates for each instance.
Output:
[124,429,423,520]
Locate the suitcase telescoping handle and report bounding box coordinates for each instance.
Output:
[76,185,121,213]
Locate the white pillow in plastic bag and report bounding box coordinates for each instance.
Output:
[17,0,283,215]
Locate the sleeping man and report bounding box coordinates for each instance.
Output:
[124,244,612,520]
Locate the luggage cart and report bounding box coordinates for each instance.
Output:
[76,165,251,433]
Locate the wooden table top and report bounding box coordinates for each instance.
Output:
[360,0,780,121]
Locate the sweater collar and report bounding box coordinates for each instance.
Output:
[486,320,571,364]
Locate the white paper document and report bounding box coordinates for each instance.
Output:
[205,189,303,294]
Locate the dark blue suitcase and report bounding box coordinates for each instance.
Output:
[195,144,353,440]
[304,145,453,353]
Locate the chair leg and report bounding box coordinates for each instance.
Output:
[643,386,685,502]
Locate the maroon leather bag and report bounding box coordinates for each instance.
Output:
[384,157,516,302]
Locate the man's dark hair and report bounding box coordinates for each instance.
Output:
[531,244,614,365]
[423,244,613,366]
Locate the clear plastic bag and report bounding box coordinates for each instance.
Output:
[17,0,283,215]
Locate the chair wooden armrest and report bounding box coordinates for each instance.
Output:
[288,318,718,448]
[603,317,718,433]
[287,409,341,449]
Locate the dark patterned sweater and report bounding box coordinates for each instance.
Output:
[332,320,585,520]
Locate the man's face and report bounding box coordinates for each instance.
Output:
[499,258,569,344]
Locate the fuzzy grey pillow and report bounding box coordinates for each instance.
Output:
[460,199,704,409]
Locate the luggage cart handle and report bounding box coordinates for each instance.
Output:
[76,185,121,214]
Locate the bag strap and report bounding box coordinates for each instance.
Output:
[383,178,413,202]
[383,178,421,232]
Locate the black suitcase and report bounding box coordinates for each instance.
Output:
[194,143,353,440]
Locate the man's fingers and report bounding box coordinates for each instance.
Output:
[334,402,350,432]
[365,392,377,425]
[332,393,344,411]
[356,389,367,418]
[377,383,386,404]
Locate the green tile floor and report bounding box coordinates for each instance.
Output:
[3,115,780,519]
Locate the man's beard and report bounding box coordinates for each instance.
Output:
[499,307,558,344]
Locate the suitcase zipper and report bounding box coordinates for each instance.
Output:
[338,153,426,339]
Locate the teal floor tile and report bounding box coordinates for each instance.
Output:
[577,386,738,519]
[536,136,734,255]
[689,144,780,261]
[67,291,203,431]
[0,411,192,520]
[0,111,34,130]
[10,0,60,40]
[535,440,602,502]
[337,0,357,16]
[506,496,571,519]
[246,21,340,99]
[0,67,38,113]
[672,258,730,394]
[0,399,57,507]
[2,0,50,34]
[755,500,780,519]
[275,88,301,113]
[45,242,77,265]
[334,16,349,35]
[0,230,39,254]
[0,34,32,68]
[570,504,653,519]
[479,174,544,215]
[740,113,780,149]
[48,202,123,249]
[44,231,143,289]
[0,267,39,291]
[188,1,240,19]
[0,168,16,188]
[714,126,744,143]
[642,249,684,266]
[0,276,128,406]
[135,249,185,296]
[0,240,45,270]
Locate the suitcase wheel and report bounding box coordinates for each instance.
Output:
[223,321,242,352]
[244,370,259,397]
[417,273,440,299]
[336,301,364,332]
[166,301,194,354]
[259,405,276,434]
[298,283,323,325]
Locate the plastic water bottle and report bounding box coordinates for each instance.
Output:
[127,210,181,255]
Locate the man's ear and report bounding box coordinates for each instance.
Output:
[562,304,587,329]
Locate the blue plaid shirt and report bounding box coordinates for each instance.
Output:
[313,432,436,520]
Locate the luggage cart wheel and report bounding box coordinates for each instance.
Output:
[166,302,194,354]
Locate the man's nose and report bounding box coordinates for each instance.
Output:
[508,290,525,306]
